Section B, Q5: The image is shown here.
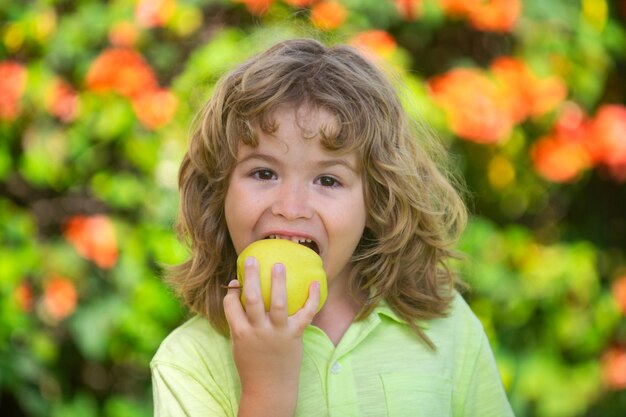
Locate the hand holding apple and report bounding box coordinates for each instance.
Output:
[223,239,326,416]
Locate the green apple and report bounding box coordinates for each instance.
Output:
[236,239,328,315]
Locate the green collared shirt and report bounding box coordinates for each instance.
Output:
[151,293,514,416]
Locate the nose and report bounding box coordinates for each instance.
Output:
[271,182,314,220]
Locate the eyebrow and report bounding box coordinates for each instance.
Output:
[316,158,359,174]
[237,152,359,173]
[236,152,280,166]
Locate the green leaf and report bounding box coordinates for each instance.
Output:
[104,395,152,417]
[68,297,127,361]
[90,171,150,210]
[51,393,98,417]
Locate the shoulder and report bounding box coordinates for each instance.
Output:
[421,291,490,362]
[376,291,484,343]
[151,317,241,415]
[375,293,514,415]
[151,315,232,370]
[447,291,485,330]
[430,291,485,336]
[374,291,487,360]
[441,294,515,415]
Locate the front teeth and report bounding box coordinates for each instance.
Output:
[267,234,313,244]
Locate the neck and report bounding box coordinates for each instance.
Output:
[311,276,365,346]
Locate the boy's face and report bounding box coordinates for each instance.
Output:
[224,105,367,297]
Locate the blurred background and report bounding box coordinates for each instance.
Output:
[1,0,626,416]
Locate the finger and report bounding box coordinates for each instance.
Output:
[291,281,321,328]
[242,256,266,325]
[269,263,288,327]
[223,279,248,331]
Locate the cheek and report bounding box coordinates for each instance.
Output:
[330,197,367,251]
[348,193,367,235]
[224,182,268,254]
[226,187,264,222]
[223,186,235,228]
[224,186,248,249]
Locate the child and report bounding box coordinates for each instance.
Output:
[151,38,515,417]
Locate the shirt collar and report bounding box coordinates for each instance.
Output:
[373,300,430,330]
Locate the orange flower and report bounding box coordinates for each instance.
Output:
[585,105,626,181]
[45,77,79,122]
[490,57,567,121]
[467,0,521,32]
[43,276,78,321]
[310,1,347,31]
[109,21,140,48]
[64,215,119,269]
[438,0,475,15]
[428,67,513,143]
[490,57,533,123]
[86,48,180,129]
[135,0,177,28]
[349,30,397,60]
[528,76,568,118]
[283,0,315,6]
[531,133,591,183]
[132,88,178,130]
[394,0,422,20]
[0,61,27,121]
[601,347,626,390]
[14,281,34,312]
[86,48,158,99]
[530,103,591,182]
[613,275,626,315]
[439,0,521,32]
[553,102,589,139]
[233,0,274,15]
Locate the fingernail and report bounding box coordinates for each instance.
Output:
[245,256,256,267]
[273,263,285,274]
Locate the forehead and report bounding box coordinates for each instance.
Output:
[237,105,360,166]
[262,104,338,138]
[255,105,348,149]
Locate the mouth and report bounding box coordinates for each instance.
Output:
[265,234,320,255]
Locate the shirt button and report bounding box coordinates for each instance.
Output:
[330,362,342,374]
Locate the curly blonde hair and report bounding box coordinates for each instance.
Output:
[170,38,467,347]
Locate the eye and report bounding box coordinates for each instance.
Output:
[317,175,341,188]
[252,169,276,181]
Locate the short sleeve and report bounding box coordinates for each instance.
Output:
[453,331,515,417]
[151,361,234,417]
[150,317,240,417]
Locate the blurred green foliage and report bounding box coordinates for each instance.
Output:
[1,0,626,416]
